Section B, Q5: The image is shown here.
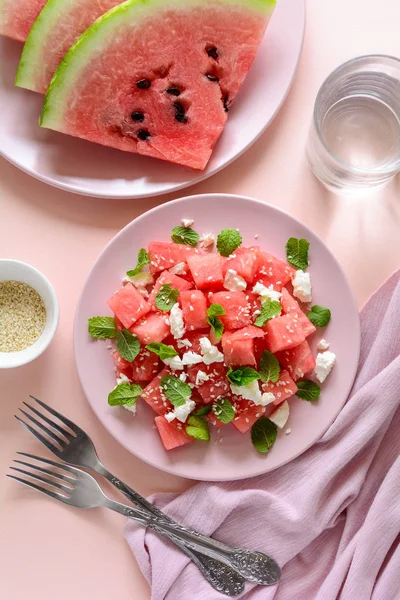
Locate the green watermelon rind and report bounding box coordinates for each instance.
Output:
[39,0,276,129]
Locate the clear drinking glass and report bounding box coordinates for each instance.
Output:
[307,55,400,193]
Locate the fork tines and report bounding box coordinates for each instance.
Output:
[7,454,76,502]
[14,396,78,455]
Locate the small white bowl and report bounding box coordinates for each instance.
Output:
[0,260,59,368]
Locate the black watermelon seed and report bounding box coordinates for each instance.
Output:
[137,129,150,141]
[166,87,181,96]
[175,113,188,123]
[206,73,220,82]
[131,111,145,122]
[174,101,185,114]
[136,78,151,89]
[223,95,230,112]
[207,46,219,60]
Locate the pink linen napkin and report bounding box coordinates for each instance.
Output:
[125,270,400,600]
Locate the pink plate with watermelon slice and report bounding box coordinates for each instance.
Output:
[0,0,304,199]
[74,193,360,481]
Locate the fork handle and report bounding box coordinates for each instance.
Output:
[104,496,280,586]
[96,464,245,597]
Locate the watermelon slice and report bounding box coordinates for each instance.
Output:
[148,242,194,275]
[130,312,170,344]
[276,341,316,381]
[148,270,193,309]
[39,0,276,170]
[280,288,316,337]
[186,363,229,404]
[16,0,123,94]
[180,290,208,331]
[223,247,259,283]
[187,253,224,290]
[261,369,298,405]
[254,251,295,290]
[264,313,306,353]
[0,0,47,42]
[131,349,160,381]
[231,399,265,434]
[210,291,252,330]
[154,415,194,450]
[108,282,151,328]
[141,366,173,414]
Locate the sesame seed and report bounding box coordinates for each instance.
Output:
[0,281,46,352]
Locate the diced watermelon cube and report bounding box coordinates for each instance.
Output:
[180,290,208,331]
[276,340,316,381]
[130,312,170,344]
[210,292,252,330]
[222,331,256,367]
[187,363,230,404]
[131,349,160,382]
[115,317,124,332]
[231,399,266,434]
[108,283,151,328]
[187,253,224,290]
[148,242,195,275]
[264,313,306,353]
[280,288,316,337]
[141,367,173,414]
[207,410,226,428]
[154,415,194,450]
[228,326,265,341]
[177,331,211,355]
[254,251,295,290]
[223,246,259,283]
[261,369,298,405]
[148,270,193,309]
[112,350,131,372]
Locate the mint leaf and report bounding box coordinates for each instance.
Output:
[227,366,260,386]
[259,350,281,383]
[171,226,199,247]
[108,383,142,406]
[207,303,226,318]
[207,303,226,339]
[186,416,210,441]
[286,237,310,270]
[254,299,282,327]
[216,229,242,257]
[88,316,117,339]
[155,284,179,312]
[195,405,212,416]
[146,343,178,360]
[296,380,321,402]
[161,375,192,407]
[126,248,150,277]
[212,398,235,424]
[116,329,141,362]
[251,417,278,454]
[307,305,331,327]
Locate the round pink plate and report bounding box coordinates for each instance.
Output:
[0,0,305,199]
[74,194,360,481]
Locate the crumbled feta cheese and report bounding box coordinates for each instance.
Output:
[230,380,275,407]
[169,262,186,275]
[317,338,330,351]
[169,303,185,339]
[199,337,224,365]
[165,411,176,423]
[123,403,137,415]
[260,392,276,406]
[269,401,289,429]
[292,270,312,303]
[182,351,204,366]
[116,372,131,386]
[173,398,196,423]
[181,218,194,228]
[252,282,282,302]
[285,428,292,435]
[224,269,247,292]
[200,232,215,250]
[163,355,185,370]
[314,351,336,383]
[195,370,210,386]
[179,372,187,382]
[125,270,153,287]
[177,338,192,349]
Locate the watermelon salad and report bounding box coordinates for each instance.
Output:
[1,0,276,170]
[88,221,336,454]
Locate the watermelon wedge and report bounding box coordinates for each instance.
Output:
[0,0,47,42]
[39,0,276,170]
[16,0,123,94]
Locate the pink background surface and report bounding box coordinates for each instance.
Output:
[1,0,400,598]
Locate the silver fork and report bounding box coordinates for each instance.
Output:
[8,454,280,589]
[15,397,280,588]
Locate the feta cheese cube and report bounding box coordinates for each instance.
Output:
[252,282,282,302]
[317,338,330,351]
[177,338,192,349]
[163,355,184,370]
[169,302,186,339]
[199,233,215,250]
[165,412,176,423]
[173,398,196,423]
[224,269,247,292]
[292,270,312,303]
[199,337,224,365]
[182,351,204,366]
[181,218,194,228]
[314,351,336,383]
[123,403,137,415]
[195,370,209,386]
[116,372,131,386]
[269,401,289,429]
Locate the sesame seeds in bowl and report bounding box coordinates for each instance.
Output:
[0,260,59,368]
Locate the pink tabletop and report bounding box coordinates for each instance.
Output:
[1,1,400,598]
